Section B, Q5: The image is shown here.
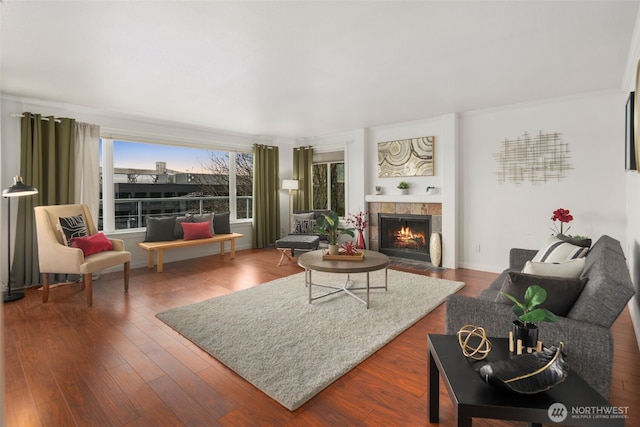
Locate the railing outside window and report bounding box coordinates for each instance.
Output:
[99,196,252,230]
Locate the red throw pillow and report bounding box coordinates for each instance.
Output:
[70,232,113,256]
[182,221,213,240]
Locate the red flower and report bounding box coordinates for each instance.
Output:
[550,208,573,235]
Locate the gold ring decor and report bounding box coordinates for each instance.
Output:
[457,324,492,360]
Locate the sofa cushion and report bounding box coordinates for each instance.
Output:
[291,212,315,233]
[192,213,215,235]
[293,218,316,234]
[59,214,89,246]
[144,216,176,242]
[523,258,585,278]
[213,212,231,234]
[174,215,195,239]
[70,232,113,256]
[182,221,213,240]
[532,235,589,263]
[557,234,592,248]
[496,271,588,316]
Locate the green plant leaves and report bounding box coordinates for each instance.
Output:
[500,284,557,324]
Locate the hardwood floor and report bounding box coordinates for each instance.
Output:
[4,248,639,426]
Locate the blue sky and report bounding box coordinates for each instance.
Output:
[102,140,223,173]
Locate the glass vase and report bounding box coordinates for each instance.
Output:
[356,230,366,250]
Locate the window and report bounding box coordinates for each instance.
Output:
[312,150,345,217]
[99,139,252,231]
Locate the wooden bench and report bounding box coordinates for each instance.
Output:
[137,233,244,272]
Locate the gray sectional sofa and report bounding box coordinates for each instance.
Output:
[445,235,635,398]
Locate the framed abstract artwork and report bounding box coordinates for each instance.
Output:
[377,136,434,177]
[626,91,636,171]
[635,59,640,173]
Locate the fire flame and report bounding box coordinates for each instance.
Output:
[393,226,425,248]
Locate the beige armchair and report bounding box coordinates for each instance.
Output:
[34,204,130,306]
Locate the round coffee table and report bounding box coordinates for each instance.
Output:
[297,250,390,309]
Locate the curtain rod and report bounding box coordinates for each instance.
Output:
[11,113,62,123]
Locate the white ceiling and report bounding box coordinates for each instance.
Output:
[1,1,638,139]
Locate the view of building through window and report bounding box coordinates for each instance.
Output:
[312,161,345,217]
[99,139,253,231]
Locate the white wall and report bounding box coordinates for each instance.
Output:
[460,90,627,272]
[366,116,458,268]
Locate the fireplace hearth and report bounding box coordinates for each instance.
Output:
[378,213,431,262]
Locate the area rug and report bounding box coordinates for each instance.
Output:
[156,269,464,410]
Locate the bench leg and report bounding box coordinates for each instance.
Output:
[147,251,154,269]
[230,238,236,258]
[156,249,164,273]
[219,241,225,256]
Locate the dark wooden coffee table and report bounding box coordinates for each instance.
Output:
[428,334,626,427]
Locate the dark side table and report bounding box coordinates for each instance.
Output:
[428,334,626,427]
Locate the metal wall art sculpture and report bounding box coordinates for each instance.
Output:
[377,136,434,177]
[494,131,572,185]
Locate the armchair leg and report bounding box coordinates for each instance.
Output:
[42,273,50,303]
[124,262,130,292]
[84,273,93,307]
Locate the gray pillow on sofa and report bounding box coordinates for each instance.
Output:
[192,213,215,235]
[291,212,315,233]
[495,271,588,317]
[144,216,176,242]
[174,215,195,239]
[213,212,231,234]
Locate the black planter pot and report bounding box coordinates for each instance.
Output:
[510,320,539,353]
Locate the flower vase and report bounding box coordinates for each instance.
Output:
[510,320,539,354]
[429,232,441,267]
[356,230,366,250]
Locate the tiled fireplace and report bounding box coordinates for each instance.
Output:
[367,202,442,258]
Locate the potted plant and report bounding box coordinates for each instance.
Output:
[375,185,382,195]
[314,211,355,255]
[397,181,409,195]
[500,285,558,353]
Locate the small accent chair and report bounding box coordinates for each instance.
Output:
[34,204,131,306]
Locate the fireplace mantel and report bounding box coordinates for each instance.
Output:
[365,194,442,203]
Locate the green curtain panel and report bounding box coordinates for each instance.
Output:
[293,146,313,211]
[11,113,76,287]
[252,144,280,248]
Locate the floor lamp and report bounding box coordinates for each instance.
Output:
[3,176,39,303]
[282,179,299,233]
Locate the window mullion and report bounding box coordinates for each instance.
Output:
[101,138,115,232]
[229,152,237,220]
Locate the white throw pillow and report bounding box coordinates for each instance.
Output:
[532,235,589,263]
[522,258,585,278]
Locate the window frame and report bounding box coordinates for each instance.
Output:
[100,137,253,233]
[311,148,346,218]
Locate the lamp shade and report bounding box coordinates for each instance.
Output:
[2,176,38,198]
[282,179,299,190]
